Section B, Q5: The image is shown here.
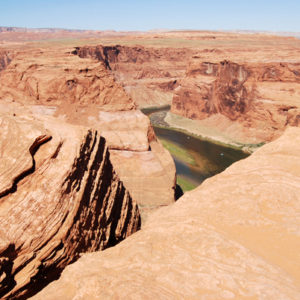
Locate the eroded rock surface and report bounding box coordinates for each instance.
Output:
[0,50,12,72]
[73,45,192,108]
[33,127,300,299]
[70,34,300,144]
[0,47,176,220]
[0,48,135,110]
[172,59,300,142]
[0,114,140,299]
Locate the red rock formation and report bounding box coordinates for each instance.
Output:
[172,59,300,142]
[0,47,176,220]
[73,45,191,107]
[32,127,300,299]
[0,43,176,298]
[71,42,300,143]
[0,50,12,72]
[0,114,140,299]
[0,48,135,110]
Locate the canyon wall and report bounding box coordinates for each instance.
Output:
[0,48,135,110]
[172,59,300,142]
[0,50,12,72]
[0,44,177,297]
[1,31,300,298]
[0,47,176,220]
[71,40,300,144]
[0,114,140,299]
[73,45,192,107]
[33,127,300,299]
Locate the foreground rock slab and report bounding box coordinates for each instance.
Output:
[34,127,300,299]
[0,114,140,299]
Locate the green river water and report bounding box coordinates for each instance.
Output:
[142,106,249,192]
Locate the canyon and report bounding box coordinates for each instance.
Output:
[33,126,300,300]
[0,39,176,298]
[0,29,299,299]
[69,32,300,146]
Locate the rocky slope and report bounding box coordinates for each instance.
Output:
[172,59,300,143]
[0,113,140,299]
[33,126,300,299]
[0,50,12,72]
[0,47,176,219]
[73,45,192,107]
[0,48,135,110]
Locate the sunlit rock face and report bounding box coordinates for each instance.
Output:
[0,114,141,299]
[33,127,300,300]
[172,59,300,143]
[0,46,177,221]
[0,45,176,298]
[72,45,191,108]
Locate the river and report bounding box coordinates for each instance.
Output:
[142,106,249,191]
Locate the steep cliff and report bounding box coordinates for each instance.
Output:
[0,114,140,299]
[0,50,12,72]
[33,127,300,299]
[0,48,135,110]
[172,59,300,142]
[73,45,191,107]
[71,43,300,143]
[0,47,176,220]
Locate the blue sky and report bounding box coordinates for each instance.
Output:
[0,0,299,32]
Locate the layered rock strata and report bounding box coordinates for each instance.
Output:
[0,48,135,110]
[0,50,12,72]
[71,43,300,144]
[33,127,300,299]
[0,114,140,299]
[73,45,192,107]
[172,59,300,142]
[0,47,176,219]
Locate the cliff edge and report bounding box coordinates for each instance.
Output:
[33,126,300,299]
[0,114,140,299]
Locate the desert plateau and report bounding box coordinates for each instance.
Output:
[0,3,300,299]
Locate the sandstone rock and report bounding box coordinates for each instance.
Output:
[109,139,176,221]
[0,47,177,221]
[172,59,300,143]
[68,40,300,145]
[0,50,12,72]
[53,105,177,219]
[73,45,192,108]
[0,114,140,299]
[33,127,300,299]
[0,48,135,110]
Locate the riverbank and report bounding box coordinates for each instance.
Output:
[141,106,259,192]
[153,126,249,192]
[142,106,265,154]
[164,112,265,154]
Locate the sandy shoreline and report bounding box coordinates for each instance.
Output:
[163,112,265,153]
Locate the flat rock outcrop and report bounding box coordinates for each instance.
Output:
[33,127,300,299]
[0,114,140,299]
